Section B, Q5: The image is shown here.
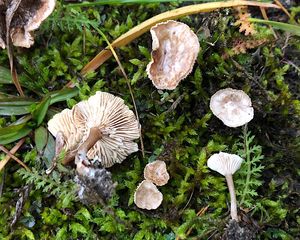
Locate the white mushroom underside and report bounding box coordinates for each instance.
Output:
[210,88,254,127]
[134,180,163,210]
[47,108,83,152]
[147,20,200,90]
[74,92,140,167]
[207,152,243,176]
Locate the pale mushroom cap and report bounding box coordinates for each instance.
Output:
[73,91,140,167]
[146,20,200,90]
[210,88,254,127]
[144,160,170,186]
[134,180,163,210]
[207,152,243,176]
[10,0,56,48]
[47,108,83,152]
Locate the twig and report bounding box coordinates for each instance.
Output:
[6,0,24,96]
[0,138,26,172]
[0,145,30,171]
[274,0,291,18]
[259,7,277,39]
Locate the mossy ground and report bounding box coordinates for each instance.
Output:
[0,1,299,239]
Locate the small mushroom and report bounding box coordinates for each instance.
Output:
[47,91,140,168]
[209,88,254,127]
[146,20,200,90]
[144,160,169,186]
[207,152,243,221]
[0,0,56,49]
[134,180,163,210]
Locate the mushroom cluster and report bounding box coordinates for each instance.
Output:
[147,20,200,90]
[0,0,56,49]
[134,160,169,210]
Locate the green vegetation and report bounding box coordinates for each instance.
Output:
[0,1,299,239]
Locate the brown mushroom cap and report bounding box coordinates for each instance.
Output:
[146,20,200,90]
[134,180,163,210]
[0,0,55,49]
[144,160,170,186]
[210,88,254,127]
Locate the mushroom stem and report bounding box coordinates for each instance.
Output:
[76,127,103,162]
[225,174,239,221]
[62,127,103,165]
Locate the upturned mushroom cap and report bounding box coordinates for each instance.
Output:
[134,180,163,210]
[73,91,140,167]
[1,0,55,49]
[210,88,254,127]
[144,160,170,186]
[207,152,243,176]
[146,20,200,90]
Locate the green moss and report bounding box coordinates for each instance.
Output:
[0,1,299,239]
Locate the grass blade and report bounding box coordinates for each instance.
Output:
[249,18,300,36]
[0,66,12,84]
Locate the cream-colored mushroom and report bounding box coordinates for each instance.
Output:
[1,0,55,49]
[11,0,56,48]
[134,180,163,210]
[73,91,140,167]
[146,20,200,90]
[207,152,243,221]
[47,91,140,168]
[144,160,170,186]
[210,88,254,127]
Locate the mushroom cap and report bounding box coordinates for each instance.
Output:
[146,20,200,90]
[1,0,56,49]
[134,180,163,210]
[48,108,83,153]
[207,152,243,176]
[210,88,254,127]
[144,160,170,186]
[48,91,140,167]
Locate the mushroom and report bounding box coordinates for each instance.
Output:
[47,91,140,168]
[209,88,254,127]
[207,152,243,221]
[0,0,56,49]
[134,180,163,210]
[146,20,200,90]
[144,160,170,186]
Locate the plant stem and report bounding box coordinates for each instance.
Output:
[225,174,239,221]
